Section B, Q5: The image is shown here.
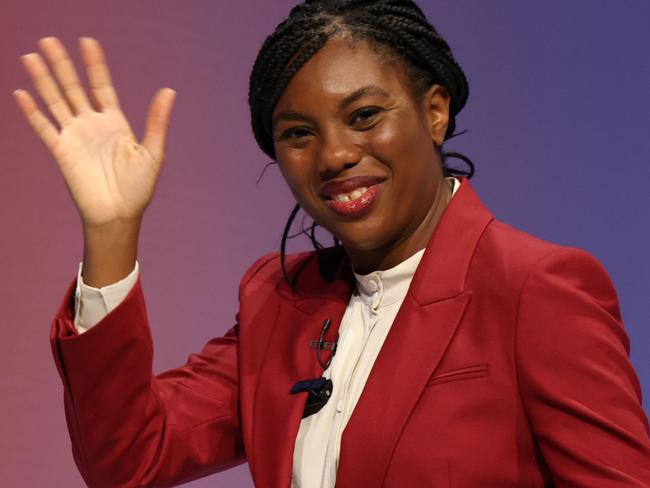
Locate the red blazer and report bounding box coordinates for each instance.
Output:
[51,180,650,487]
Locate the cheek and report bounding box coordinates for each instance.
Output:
[277,157,318,208]
[367,116,434,167]
[276,148,307,185]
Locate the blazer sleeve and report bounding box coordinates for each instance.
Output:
[515,247,650,487]
[49,258,268,487]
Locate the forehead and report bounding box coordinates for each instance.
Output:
[274,37,411,112]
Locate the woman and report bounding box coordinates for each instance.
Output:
[14,0,650,486]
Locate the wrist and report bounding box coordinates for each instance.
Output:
[82,218,142,288]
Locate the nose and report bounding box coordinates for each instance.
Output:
[316,131,362,176]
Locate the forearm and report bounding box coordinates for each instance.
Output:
[82,219,141,288]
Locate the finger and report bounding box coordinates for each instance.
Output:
[20,53,74,126]
[141,88,177,163]
[13,89,60,153]
[79,37,121,111]
[38,37,92,114]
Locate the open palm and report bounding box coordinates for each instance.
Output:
[14,37,176,227]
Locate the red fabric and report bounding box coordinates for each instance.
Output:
[50,179,650,487]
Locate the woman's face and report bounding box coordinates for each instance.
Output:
[272,37,452,272]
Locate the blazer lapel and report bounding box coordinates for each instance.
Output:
[252,251,353,488]
[336,179,494,487]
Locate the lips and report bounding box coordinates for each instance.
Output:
[320,176,385,217]
[320,176,384,198]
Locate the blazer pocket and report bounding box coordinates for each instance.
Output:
[427,363,489,386]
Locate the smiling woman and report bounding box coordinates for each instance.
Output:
[272,38,453,273]
[14,0,650,487]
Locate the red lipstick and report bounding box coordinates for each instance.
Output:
[320,176,384,198]
[321,176,385,218]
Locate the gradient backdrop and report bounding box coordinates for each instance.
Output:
[1,1,649,486]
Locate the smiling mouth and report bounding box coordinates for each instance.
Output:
[327,186,371,203]
[324,183,383,217]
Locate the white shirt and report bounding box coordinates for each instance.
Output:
[73,177,461,487]
[291,248,425,488]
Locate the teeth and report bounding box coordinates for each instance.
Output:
[333,187,368,203]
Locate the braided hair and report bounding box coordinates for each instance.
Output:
[247,0,473,287]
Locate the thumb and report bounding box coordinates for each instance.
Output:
[141,87,177,163]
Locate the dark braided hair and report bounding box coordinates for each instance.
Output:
[248,0,473,288]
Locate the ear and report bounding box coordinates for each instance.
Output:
[422,84,450,147]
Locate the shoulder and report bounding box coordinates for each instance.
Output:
[478,218,611,282]
[480,219,563,264]
[238,245,351,302]
[466,218,619,318]
[238,249,319,297]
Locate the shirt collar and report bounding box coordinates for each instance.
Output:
[354,249,425,310]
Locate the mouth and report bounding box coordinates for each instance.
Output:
[328,185,372,203]
[320,176,385,217]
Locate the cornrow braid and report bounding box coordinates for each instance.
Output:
[265,32,330,126]
[249,0,470,162]
[248,0,473,289]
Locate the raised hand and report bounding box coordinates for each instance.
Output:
[14,37,177,286]
[14,37,176,228]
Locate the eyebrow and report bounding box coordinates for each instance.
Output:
[337,85,390,112]
[273,111,313,128]
[272,85,390,130]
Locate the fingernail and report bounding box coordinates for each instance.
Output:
[38,37,56,47]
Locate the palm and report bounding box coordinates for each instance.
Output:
[14,37,176,227]
[55,109,157,224]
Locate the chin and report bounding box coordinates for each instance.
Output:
[315,207,386,245]
[332,228,391,254]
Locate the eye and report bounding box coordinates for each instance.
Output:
[278,126,313,141]
[349,107,382,126]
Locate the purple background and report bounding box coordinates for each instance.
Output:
[1,1,648,486]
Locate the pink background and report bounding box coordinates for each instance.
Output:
[1,1,648,486]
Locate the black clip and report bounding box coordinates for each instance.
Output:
[290,377,333,418]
